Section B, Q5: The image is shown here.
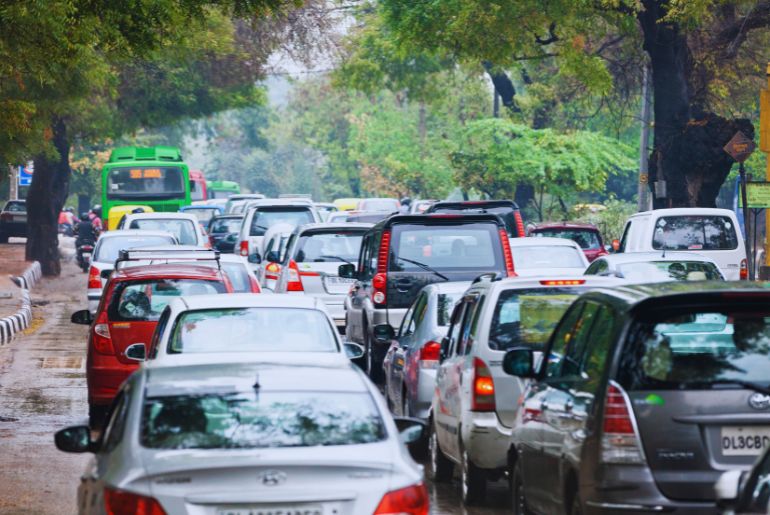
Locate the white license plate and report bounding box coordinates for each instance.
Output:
[721,426,770,456]
[324,276,355,293]
[217,507,322,515]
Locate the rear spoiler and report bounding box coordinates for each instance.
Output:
[115,247,220,270]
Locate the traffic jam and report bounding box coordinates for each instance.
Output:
[13,144,761,515]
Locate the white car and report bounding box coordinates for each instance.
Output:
[86,230,178,313]
[237,199,322,263]
[429,274,622,504]
[508,236,589,276]
[584,251,725,282]
[117,212,209,247]
[224,193,267,214]
[55,361,428,515]
[255,222,295,290]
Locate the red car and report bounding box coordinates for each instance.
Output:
[528,221,609,262]
[71,263,233,426]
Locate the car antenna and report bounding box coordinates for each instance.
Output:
[253,372,260,390]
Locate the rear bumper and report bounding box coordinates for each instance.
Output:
[460,412,512,471]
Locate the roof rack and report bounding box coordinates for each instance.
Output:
[115,247,220,271]
[472,272,503,284]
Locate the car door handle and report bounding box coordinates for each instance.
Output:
[395,278,413,291]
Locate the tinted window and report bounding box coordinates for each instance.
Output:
[168,308,337,354]
[95,235,176,263]
[585,259,609,275]
[545,303,585,378]
[430,205,518,235]
[511,246,585,269]
[558,303,600,378]
[616,261,723,281]
[129,219,198,245]
[437,292,463,327]
[652,215,738,250]
[294,231,364,263]
[141,392,385,449]
[149,307,172,359]
[107,167,185,198]
[489,288,583,351]
[109,279,225,321]
[210,217,242,234]
[389,223,502,271]
[533,229,601,250]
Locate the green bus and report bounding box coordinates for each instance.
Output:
[206,180,240,199]
[101,146,191,229]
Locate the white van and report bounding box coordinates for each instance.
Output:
[617,208,746,280]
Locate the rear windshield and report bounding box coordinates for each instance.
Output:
[533,229,601,250]
[129,219,198,246]
[3,201,25,213]
[168,308,337,353]
[109,279,226,321]
[359,199,399,212]
[95,236,176,263]
[652,216,738,251]
[389,223,503,272]
[430,205,518,236]
[294,231,364,264]
[511,246,585,269]
[489,288,584,351]
[437,292,463,326]
[619,310,770,391]
[616,261,724,282]
[221,263,251,293]
[209,217,242,234]
[141,392,385,449]
[249,208,314,236]
[185,208,218,224]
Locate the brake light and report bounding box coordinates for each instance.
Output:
[104,487,166,515]
[265,262,281,280]
[601,382,645,464]
[372,230,391,306]
[419,341,441,369]
[539,279,586,286]
[92,311,114,355]
[88,266,102,289]
[239,240,249,257]
[81,245,94,251]
[499,229,515,277]
[373,482,429,515]
[377,230,391,274]
[514,211,525,238]
[471,357,495,412]
[286,260,304,291]
[740,259,748,280]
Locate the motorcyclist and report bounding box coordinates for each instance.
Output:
[88,207,103,233]
[75,213,97,270]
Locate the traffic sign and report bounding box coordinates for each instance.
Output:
[18,161,33,187]
[724,131,756,163]
[740,182,770,208]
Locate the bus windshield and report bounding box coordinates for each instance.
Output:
[107,167,185,199]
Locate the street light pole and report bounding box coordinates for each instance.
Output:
[638,62,652,212]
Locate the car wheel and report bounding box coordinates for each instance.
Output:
[510,459,530,514]
[460,443,486,505]
[428,421,453,482]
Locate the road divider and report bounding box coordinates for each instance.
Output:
[1,262,40,344]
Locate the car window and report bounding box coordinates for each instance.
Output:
[511,246,585,269]
[4,201,25,212]
[436,292,463,327]
[585,259,609,275]
[294,231,364,264]
[545,302,586,379]
[580,306,616,394]
[457,295,481,356]
[461,296,485,355]
[412,293,429,331]
[149,307,172,359]
[141,392,385,449]
[109,279,226,322]
[129,219,198,245]
[168,308,338,354]
[616,261,723,281]
[210,217,242,234]
[94,235,176,263]
[652,215,738,251]
[533,229,601,250]
[390,223,503,271]
[249,208,314,236]
[101,389,130,453]
[398,302,416,338]
[445,303,467,357]
[557,302,601,378]
[222,262,250,293]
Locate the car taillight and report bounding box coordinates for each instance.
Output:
[239,240,249,257]
[104,487,166,515]
[740,259,748,280]
[88,266,102,289]
[286,260,304,291]
[265,262,281,280]
[373,482,429,515]
[92,312,114,355]
[499,229,515,277]
[81,245,94,251]
[539,279,586,286]
[471,357,495,412]
[601,382,645,464]
[514,211,525,238]
[373,230,391,306]
[419,341,441,369]
[248,275,261,293]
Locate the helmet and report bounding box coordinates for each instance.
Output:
[400,197,412,206]
[80,212,90,220]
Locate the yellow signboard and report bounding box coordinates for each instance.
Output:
[746,182,770,208]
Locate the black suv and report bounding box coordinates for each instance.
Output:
[424,200,525,238]
[503,282,770,515]
[340,213,514,382]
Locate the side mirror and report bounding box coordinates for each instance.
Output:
[611,239,620,252]
[715,469,743,507]
[338,263,358,279]
[54,425,93,453]
[373,324,395,344]
[393,417,427,445]
[502,347,536,378]
[343,342,365,360]
[439,336,450,362]
[71,310,93,325]
[265,250,280,263]
[124,343,146,362]
[248,252,261,264]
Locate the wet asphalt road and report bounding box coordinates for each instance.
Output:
[0,238,510,514]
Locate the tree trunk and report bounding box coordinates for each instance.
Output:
[25,117,71,276]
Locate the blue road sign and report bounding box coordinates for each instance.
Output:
[18,163,32,187]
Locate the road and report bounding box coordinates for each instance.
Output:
[0,239,510,514]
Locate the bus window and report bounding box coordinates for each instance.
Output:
[107,167,185,199]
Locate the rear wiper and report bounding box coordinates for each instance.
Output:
[319,255,354,266]
[396,256,449,281]
[692,379,770,396]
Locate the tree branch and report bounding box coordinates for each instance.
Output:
[711,2,770,57]
[535,22,559,45]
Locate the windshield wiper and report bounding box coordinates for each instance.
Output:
[319,254,354,265]
[690,378,770,396]
[396,256,449,281]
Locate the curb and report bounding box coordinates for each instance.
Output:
[0,262,40,345]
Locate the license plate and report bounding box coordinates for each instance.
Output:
[721,426,770,456]
[217,506,323,515]
[324,276,355,293]
[82,253,91,259]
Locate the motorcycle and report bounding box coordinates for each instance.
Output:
[58,223,74,237]
[76,243,94,272]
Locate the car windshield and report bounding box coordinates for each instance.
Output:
[437,292,463,326]
[489,288,584,351]
[295,231,364,263]
[359,199,399,212]
[533,229,601,250]
[210,217,242,234]
[109,279,225,321]
[619,310,770,391]
[511,246,585,269]
[185,208,218,224]
[390,223,502,271]
[652,215,738,250]
[141,391,385,449]
[168,308,337,353]
[616,261,723,281]
[107,167,185,199]
[249,208,314,236]
[129,219,198,245]
[94,236,176,263]
[4,201,25,213]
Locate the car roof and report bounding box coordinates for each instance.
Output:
[372,213,506,230]
[509,236,582,248]
[97,229,176,239]
[144,361,368,396]
[211,214,243,219]
[629,207,737,218]
[530,221,599,230]
[166,292,325,311]
[430,200,518,209]
[112,263,224,281]
[246,198,314,208]
[596,251,717,264]
[228,193,266,200]
[125,212,197,221]
[296,222,373,233]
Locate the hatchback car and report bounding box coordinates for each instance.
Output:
[71,259,233,427]
[273,222,371,331]
[503,282,770,514]
[117,212,208,247]
[340,213,515,383]
[509,236,589,276]
[528,221,608,262]
[425,200,526,238]
[153,249,261,294]
[584,251,725,282]
[55,361,429,515]
[0,199,26,243]
[207,214,243,252]
[429,275,622,504]
[237,199,322,262]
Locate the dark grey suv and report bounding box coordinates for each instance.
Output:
[503,282,770,515]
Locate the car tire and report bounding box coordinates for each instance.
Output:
[460,443,486,505]
[88,404,108,430]
[428,420,453,482]
[510,459,531,514]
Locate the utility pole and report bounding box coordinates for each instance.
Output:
[637,62,652,212]
[761,63,770,279]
